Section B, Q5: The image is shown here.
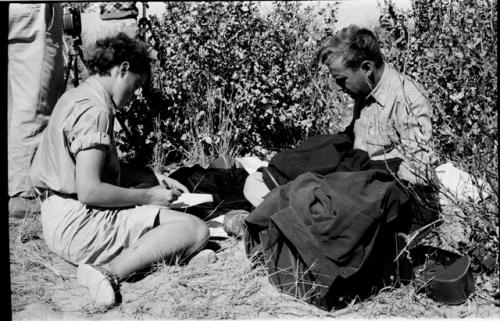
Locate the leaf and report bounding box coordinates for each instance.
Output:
[202,136,213,144]
[450,91,465,102]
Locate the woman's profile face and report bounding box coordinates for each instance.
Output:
[113,68,146,107]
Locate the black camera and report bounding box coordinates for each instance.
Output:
[63,7,82,37]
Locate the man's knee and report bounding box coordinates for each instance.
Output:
[243,172,270,207]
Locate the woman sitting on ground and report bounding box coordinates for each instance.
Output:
[29,32,211,308]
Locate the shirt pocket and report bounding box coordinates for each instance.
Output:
[366,118,393,147]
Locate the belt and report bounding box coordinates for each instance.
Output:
[38,190,77,202]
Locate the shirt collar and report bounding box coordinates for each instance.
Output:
[365,63,396,108]
[84,76,117,115]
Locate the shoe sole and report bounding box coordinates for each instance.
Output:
[77,264,117,308]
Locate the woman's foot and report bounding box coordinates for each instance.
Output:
[77,264,121,308]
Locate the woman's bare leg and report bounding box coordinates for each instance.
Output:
[102,209,209,281]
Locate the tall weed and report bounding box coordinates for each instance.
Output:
[378,0,498,277]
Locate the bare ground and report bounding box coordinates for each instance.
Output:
[10,199,500,320]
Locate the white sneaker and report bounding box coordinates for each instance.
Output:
[77,264,120,308]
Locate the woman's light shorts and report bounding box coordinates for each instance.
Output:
[41,194,160,265]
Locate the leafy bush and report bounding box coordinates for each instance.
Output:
[116,1,351,165]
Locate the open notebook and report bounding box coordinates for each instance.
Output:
[207,215,229,239]
[169,193,213,209]
[143,193,213,210]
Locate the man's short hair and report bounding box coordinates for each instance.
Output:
[317,25,384,69]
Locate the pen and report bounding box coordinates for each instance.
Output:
[160,179,182,196]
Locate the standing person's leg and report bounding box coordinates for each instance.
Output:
[8,3,64,216]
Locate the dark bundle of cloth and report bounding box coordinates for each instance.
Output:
[258,134,437,235]
[245,169,410,310]
[259,134,403,189]
[169,165,253,220]
[244,134,440,310]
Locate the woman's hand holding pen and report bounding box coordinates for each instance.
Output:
[143,175,189,207]
[146,184,182,207]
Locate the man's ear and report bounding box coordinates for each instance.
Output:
[360,60,375,78]
[119,61,130,77]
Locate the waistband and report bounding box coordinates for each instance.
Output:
[39,189,78,202]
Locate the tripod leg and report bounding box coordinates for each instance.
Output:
[78,50,86,65]
[72,54,80,87]
[64,54,74,90]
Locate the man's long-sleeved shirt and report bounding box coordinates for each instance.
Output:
[343,64,437,185]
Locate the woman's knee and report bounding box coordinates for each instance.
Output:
[158,210,209,247]
[185,214,210,248]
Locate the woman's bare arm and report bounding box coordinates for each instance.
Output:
[75,147,180,207]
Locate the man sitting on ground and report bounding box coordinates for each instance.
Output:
[244,25,438,229]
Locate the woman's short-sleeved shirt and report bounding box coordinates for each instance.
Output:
[30,77,121,195]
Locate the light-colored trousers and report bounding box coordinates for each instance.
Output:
[8,3,65,198]
[243,172,271,208]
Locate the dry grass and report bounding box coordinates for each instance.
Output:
[10,197,499,320]
[9,213,337,319]
[10,212,68,314]
[117,240,335,319]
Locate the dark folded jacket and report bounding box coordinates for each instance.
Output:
[260,134,403,189]
[245,170,409,309]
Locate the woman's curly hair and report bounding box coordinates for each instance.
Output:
[86,32,152,78]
